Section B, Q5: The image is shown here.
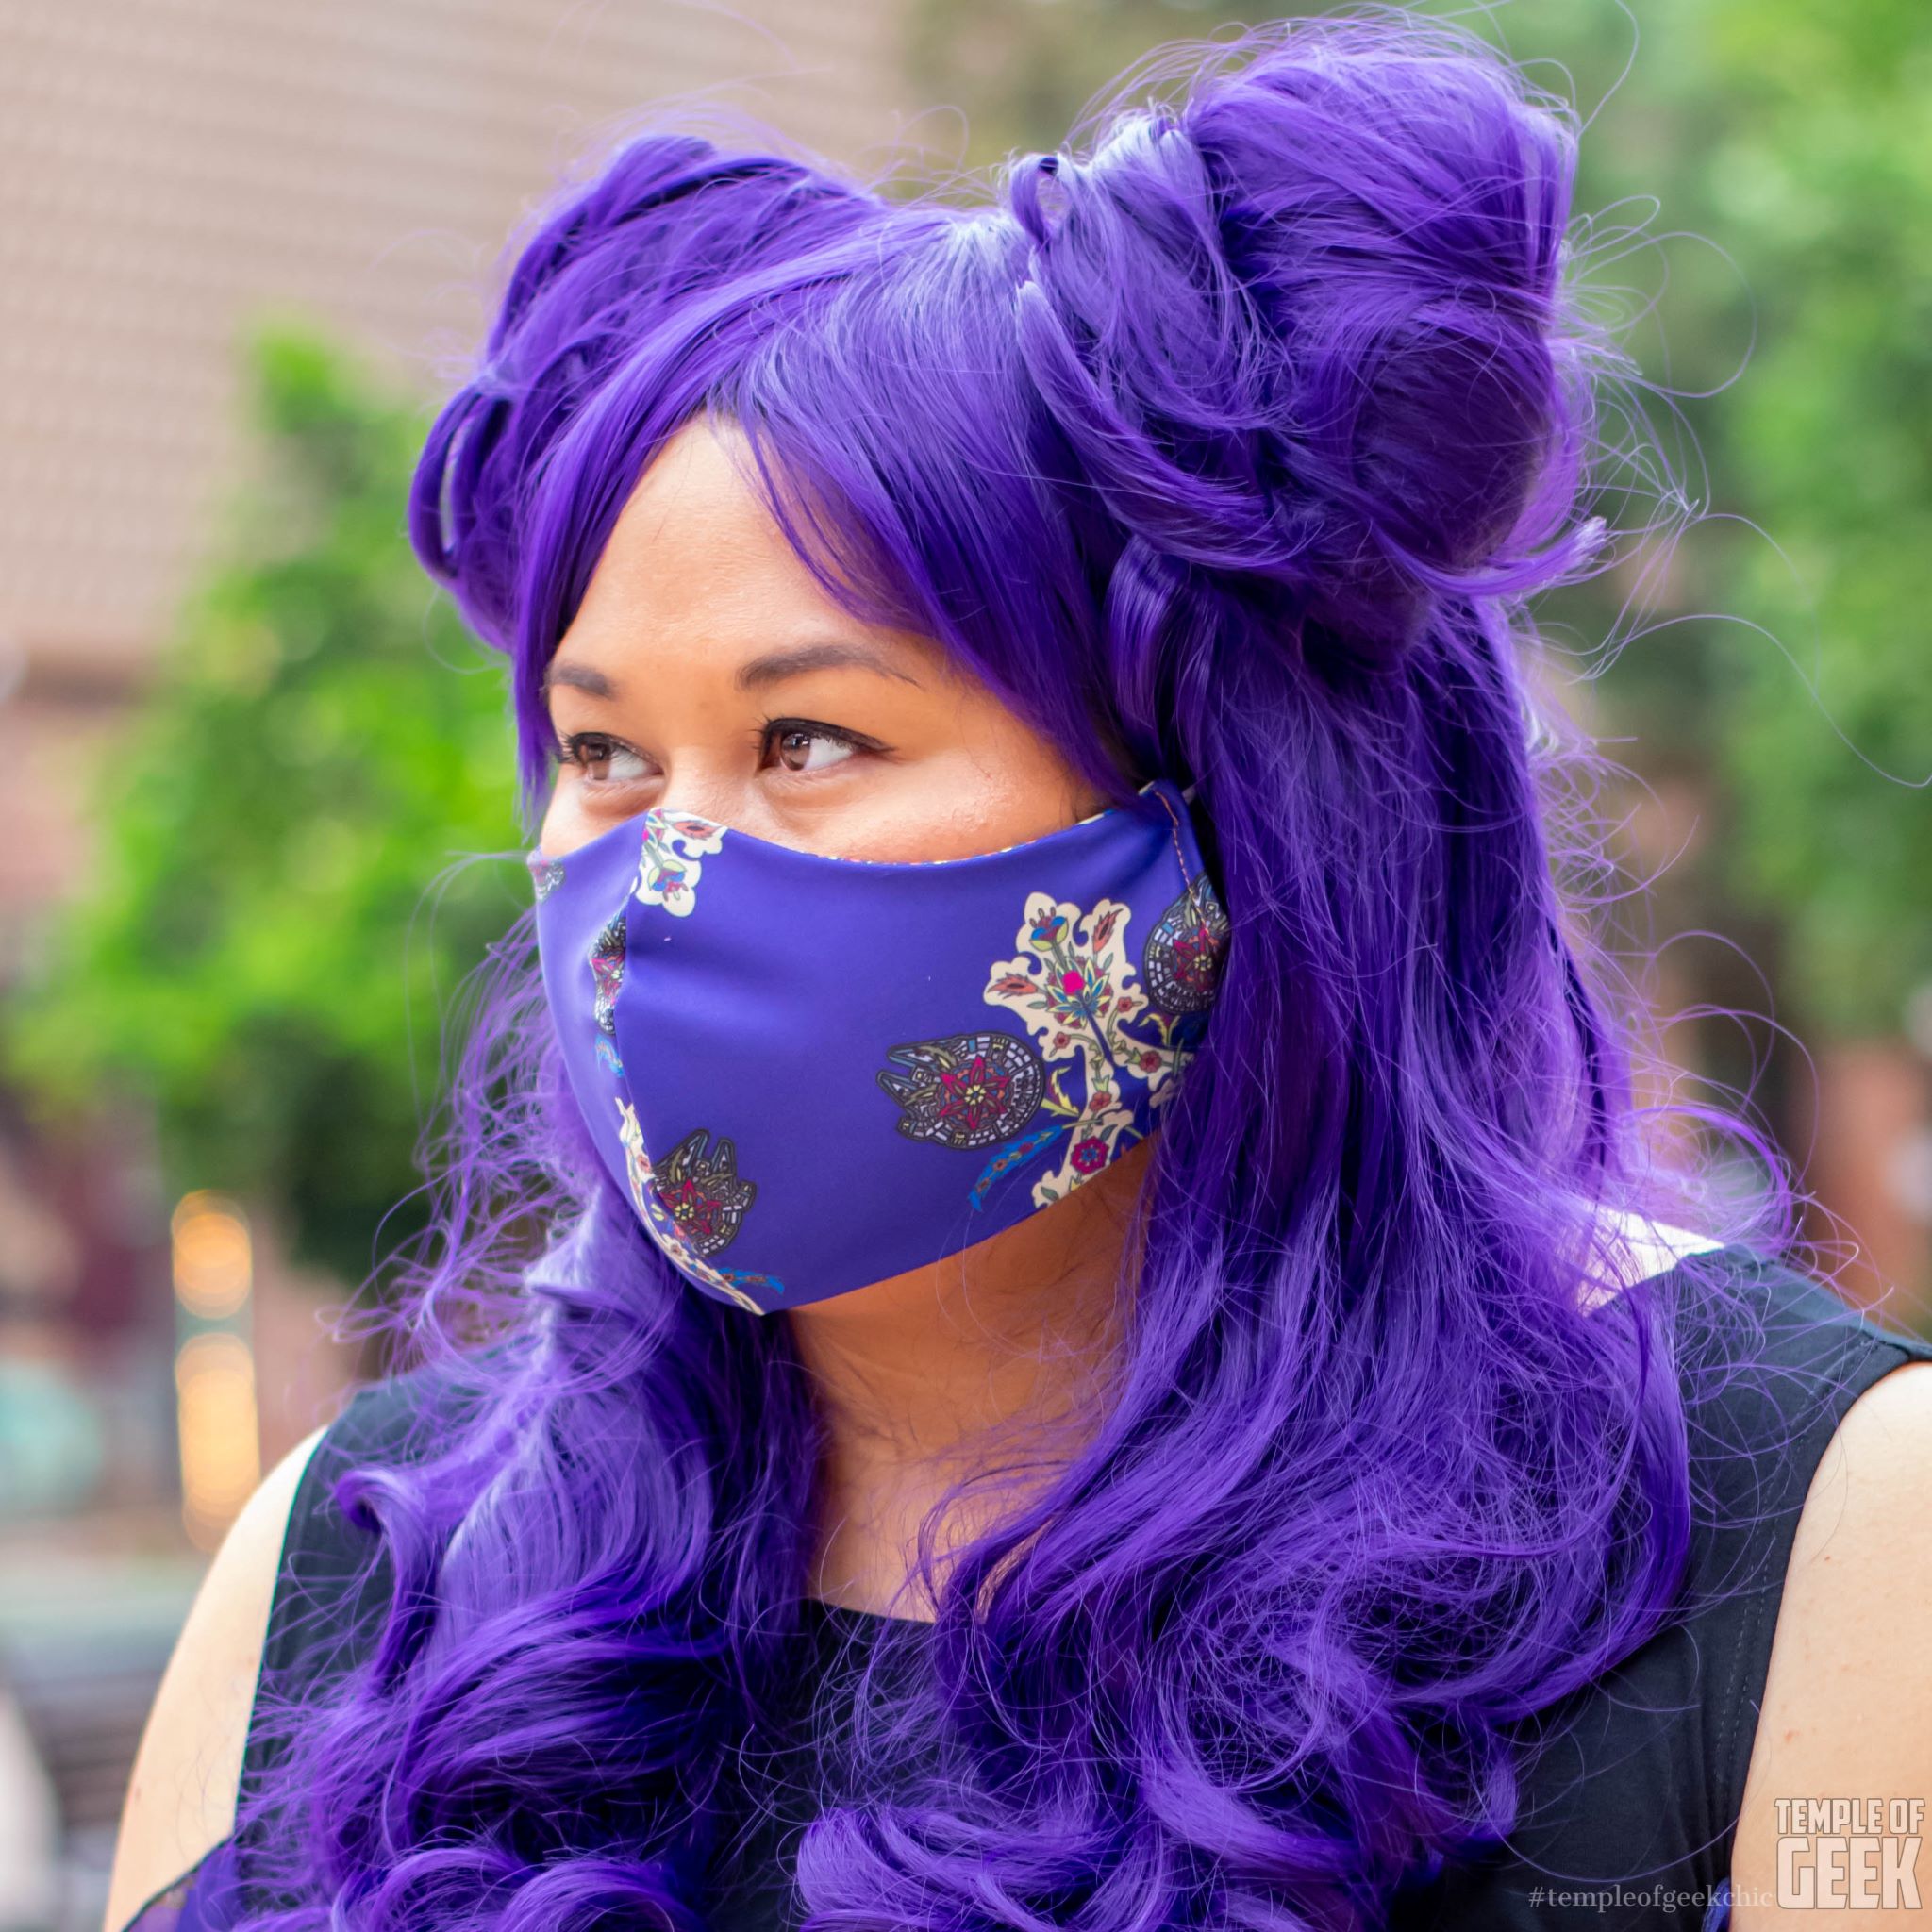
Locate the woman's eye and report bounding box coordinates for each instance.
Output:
[767,723,860,775]
[556,722,873,786]
[558,733,651,784]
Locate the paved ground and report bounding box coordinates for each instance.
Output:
[1,1537,205,1932]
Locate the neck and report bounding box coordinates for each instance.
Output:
[784,1135,1152,1621]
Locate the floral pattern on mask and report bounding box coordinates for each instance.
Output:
[956,883,1224,1208]
[876,1030,1047,1150]
[614,1098,785,1315]
[590,914,625,1036]
[527,854,564,902]
[1142,877,1230,1014]
[653,1127,757,1257]
[634,810,727,918]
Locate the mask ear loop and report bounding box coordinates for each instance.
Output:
[1152,783,1197,890]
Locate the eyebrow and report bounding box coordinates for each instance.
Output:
[541,641,924,702]
[541,661,618,700]
[739,641,924,691]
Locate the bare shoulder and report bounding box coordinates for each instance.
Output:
[1578,1208,1728,1309]
[102,1422,331,1932]
[1731,1357,1932,1926]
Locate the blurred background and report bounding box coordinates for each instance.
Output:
[1,1,1927,1925]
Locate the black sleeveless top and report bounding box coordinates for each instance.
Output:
[120,1243,1932,1932]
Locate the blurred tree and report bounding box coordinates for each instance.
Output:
[2,321,522,1284]
[1689,0,1932,1039]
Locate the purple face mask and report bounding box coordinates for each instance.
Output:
[528,776,1228,1314]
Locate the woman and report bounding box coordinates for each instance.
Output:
[106,14,1932,1932]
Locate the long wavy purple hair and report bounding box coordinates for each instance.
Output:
[233,13,1798,1929]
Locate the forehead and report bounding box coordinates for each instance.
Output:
[548,414,954,691]
[561,416,824,641]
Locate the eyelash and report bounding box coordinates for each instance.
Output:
[551,718,875,779]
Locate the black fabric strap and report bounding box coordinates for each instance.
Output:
[234,1355,490,1894]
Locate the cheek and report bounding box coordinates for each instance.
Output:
[846,747,1104,864]
[943,715,1111,847]
[537,785,594,860]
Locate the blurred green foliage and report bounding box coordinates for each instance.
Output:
[3,323,522,1282]
[1689,1,1932,1035]
[911,0,1932,1043]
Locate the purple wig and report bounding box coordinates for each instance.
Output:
[234,13,1797,1929]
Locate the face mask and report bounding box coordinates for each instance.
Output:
[527,776,1228,1315]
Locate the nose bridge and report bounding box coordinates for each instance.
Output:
[657,781,728,811]
[646,752,745,833]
